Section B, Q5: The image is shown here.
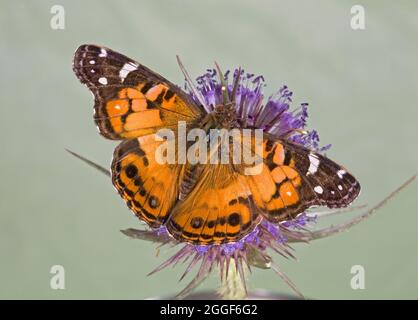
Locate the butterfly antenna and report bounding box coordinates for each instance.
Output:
[214,61,231,105]
[176,55,210,113]
[65,149,110,177]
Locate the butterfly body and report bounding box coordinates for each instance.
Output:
[212,103,239,129]
[73,44,360,245]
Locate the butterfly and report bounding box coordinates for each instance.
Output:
[73,44,360,245]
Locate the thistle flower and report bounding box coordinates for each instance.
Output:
[68,65,417,300]
[189,68,331,152]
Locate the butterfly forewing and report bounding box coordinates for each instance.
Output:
[247,137,361,223]
[111,135,185,227]
[73,44,202,140]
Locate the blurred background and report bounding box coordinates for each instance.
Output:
[0,0,417,299]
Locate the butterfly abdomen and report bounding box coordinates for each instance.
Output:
[179,164,204,201]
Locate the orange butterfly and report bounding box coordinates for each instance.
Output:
[73,44,360,245]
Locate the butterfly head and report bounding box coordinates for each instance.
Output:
[210,63,241,129]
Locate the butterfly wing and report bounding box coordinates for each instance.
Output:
[166,131,360,245]
[73,44,203,139]
[246,137,361,223]
[111,134,186,227]
[166,164,262,245]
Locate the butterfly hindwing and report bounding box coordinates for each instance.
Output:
[167,164,261,245]
[73,44,202,140]
[111,134,184,227]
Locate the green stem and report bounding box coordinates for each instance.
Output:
[218,260,247,300]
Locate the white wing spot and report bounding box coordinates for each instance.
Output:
[98,77,108,85]
[308,153,320,175]
[331,190,335,195]
[89,60,95,64]
[90,69,95,73]
[338,185,343,190]
[99,48,107,57]
[314,186,323,194]
[119,62,138,82]
[114,105,121,110]
[337,169,346,179]
[286,191,292,196]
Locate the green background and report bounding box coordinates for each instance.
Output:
[1,0,417,299]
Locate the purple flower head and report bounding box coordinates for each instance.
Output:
[186,67,330,152]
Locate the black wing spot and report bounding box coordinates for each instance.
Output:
[125,164,138,178]
[283,149,292,166]
[164,89,175,101]
[228,213,241,226]
[139,188,146,197]
[190,217,204,229]
[125,189,134,197]
[207,220,216,228]
[141,82,153,94]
